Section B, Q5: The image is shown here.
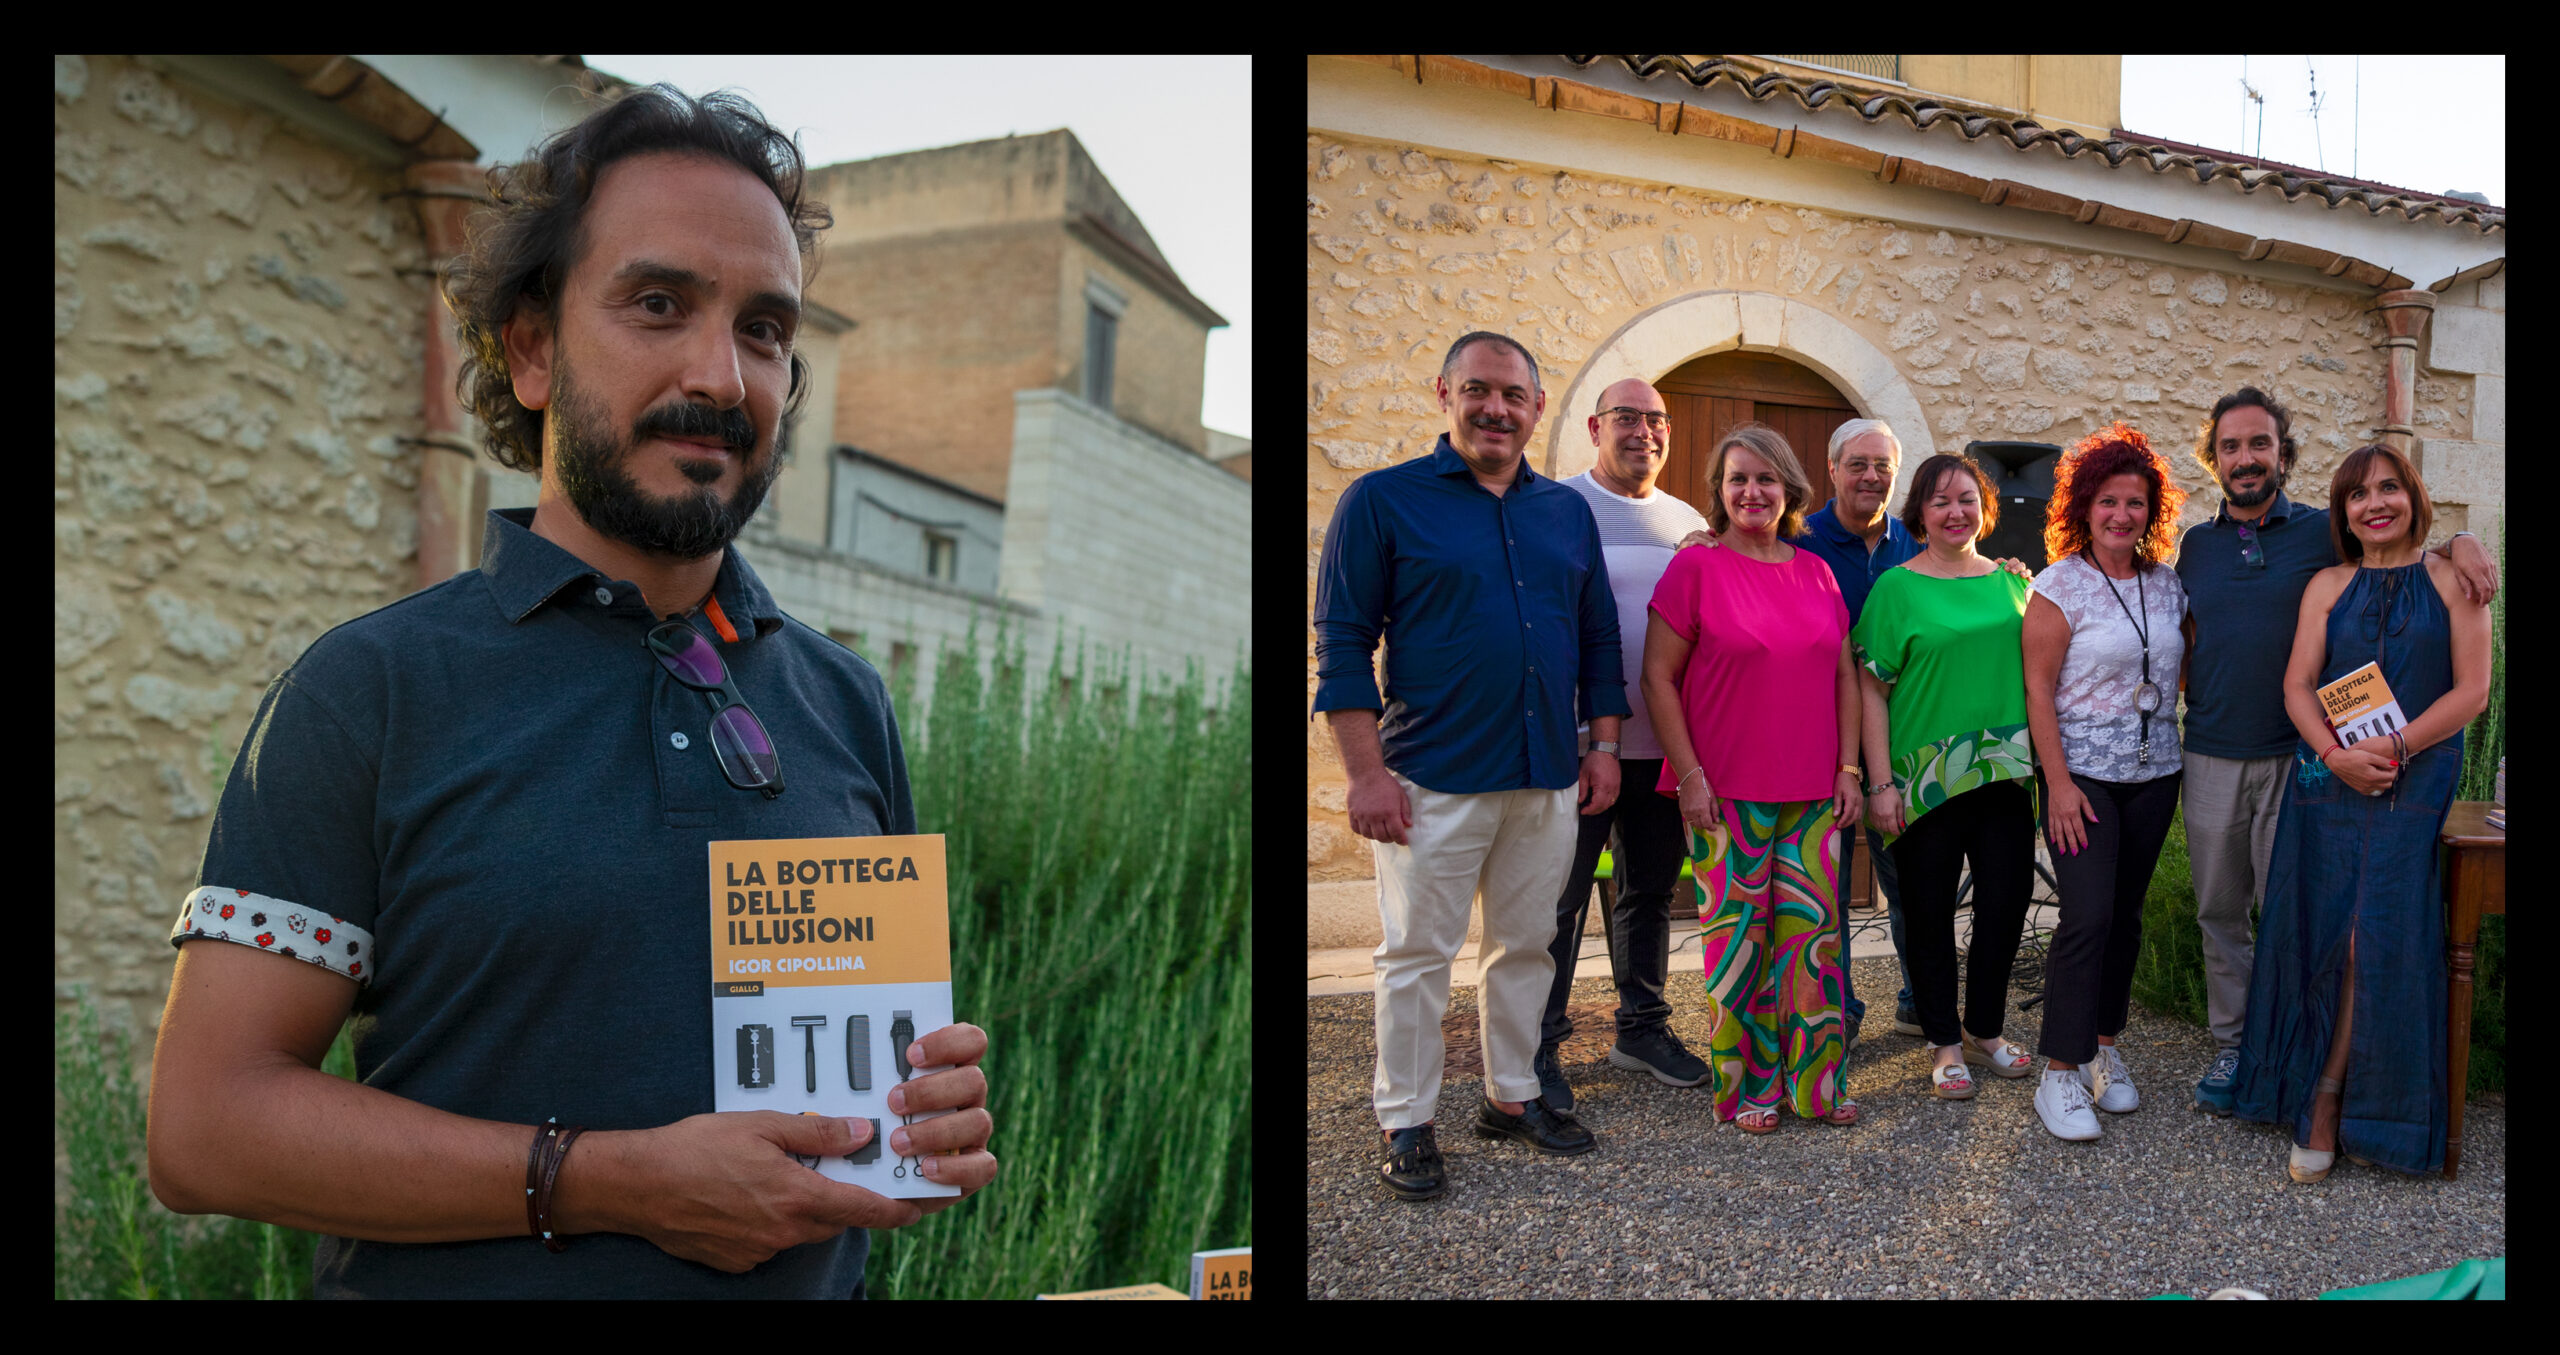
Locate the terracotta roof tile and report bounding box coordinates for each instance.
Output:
[1562,55,2503,232]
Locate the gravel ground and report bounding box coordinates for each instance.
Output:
[1309,958,2506,1299]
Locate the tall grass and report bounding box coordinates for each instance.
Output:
[54,622,1250,1298]
[869,620,1252,1297]
[54,987,349,1298]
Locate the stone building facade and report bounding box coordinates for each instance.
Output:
[56,55,433,1018]
[1307,54,2503,903]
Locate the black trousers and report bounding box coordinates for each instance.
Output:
[1889,778,2035,1048]
[1540,759,1689,1045]
[2037,769,2182,1064]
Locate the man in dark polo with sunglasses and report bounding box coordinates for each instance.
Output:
[147,86,995,1298]
[2174,386,2495,1118]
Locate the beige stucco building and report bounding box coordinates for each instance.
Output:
[1307,54,2504,926]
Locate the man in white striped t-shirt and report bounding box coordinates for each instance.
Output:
[1534,378,1714,1108]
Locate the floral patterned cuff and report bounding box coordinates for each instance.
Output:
[169,886,374,986]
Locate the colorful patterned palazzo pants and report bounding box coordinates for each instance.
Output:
[1687,798,1846,1123]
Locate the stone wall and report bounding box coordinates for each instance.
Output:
[55,55,431,1024]
[1306,130,2498,881]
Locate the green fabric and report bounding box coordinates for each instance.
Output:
[2318,1257,2503,1300]
[2147,1258,2504,1300]
[1850,567,2034,843]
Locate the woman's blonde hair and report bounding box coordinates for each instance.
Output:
[1701,421,1812,540]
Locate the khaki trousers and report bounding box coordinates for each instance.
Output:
[2181,750,2289,1050]
[1371,771,1578,1130]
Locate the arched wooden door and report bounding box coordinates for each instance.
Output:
[1655,351,1855,523]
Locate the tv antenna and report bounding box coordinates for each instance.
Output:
[2306,57,2327,172]
[2238,58,2265,164]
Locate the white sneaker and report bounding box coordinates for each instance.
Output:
[2036,1068,2101,1140]
[2080,1044,2139,1113]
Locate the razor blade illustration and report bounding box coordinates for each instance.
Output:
[737,1024,774,1089]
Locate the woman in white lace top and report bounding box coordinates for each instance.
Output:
[2020,422,2191,1142]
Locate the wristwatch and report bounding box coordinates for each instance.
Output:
[1591,740,1619,756]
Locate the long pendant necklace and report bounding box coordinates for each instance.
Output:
[2094,552,2159,766]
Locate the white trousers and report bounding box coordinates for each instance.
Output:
[1371,770,1579,1130]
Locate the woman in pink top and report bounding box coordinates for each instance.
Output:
[1642,422,1864,1133]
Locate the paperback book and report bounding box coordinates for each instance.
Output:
[707,833,960,1199]
[2315,661,2410,749]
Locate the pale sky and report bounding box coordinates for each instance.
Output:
[582,55,1251,441]
[2118,55,2502,206]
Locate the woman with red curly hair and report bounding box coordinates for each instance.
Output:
[2018,422,2190,1141]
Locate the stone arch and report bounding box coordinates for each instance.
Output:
[1548,291,1940,503]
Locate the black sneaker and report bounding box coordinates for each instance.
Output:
[1378,1124,1445,1200]
[1533,1042,1574,1111]
[1608,1025,1709,1087]
[1473,1096,1598,1154]
[1893,1000,1923,1037]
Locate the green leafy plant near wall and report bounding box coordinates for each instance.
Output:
[56,623,1251,1299]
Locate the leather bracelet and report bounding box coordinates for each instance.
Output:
[2317,744,2343,766]
[527,1117,587,1252]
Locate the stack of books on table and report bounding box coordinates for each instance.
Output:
[2487,758,2503,832]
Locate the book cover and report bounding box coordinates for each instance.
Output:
[1190,1246,1251,1300]
[2315,661,2410,748]
[708,834,960,1199]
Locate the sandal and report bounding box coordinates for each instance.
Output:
[1819,1099,1861,1126]
[1962,1032,2035,1079]
[1736,1107,1780,1134]
[2291,1074,2344,1183]
[1930,1060,1977,1100]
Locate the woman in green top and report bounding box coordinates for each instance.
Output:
[1853,454,2041,1101]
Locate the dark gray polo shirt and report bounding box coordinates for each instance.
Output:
[169,506,913,1298]
[2174,489,2341,759]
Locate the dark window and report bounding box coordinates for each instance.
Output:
[1085,304,1116,411]
[924,532,958,582]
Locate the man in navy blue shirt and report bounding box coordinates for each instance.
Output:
[147,88,995,1297]
[1314,331,1629,1200]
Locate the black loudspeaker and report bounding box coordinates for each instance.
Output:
[1965,440,2061,571]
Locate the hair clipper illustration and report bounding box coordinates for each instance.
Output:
[736,1024,774,1089]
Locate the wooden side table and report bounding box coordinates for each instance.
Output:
[2440,801,2504,1180]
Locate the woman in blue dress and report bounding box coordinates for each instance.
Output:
[2232,444,2493,1181]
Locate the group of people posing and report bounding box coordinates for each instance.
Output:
[1313,331,2498,1201]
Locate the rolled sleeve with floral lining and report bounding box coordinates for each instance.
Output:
[170,886,375,984]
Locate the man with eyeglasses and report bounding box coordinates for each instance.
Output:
[2174,385,2496,1117]
[1532,380,1715,1111]
[149,88,994,1298]
[1314,330,1629,1201]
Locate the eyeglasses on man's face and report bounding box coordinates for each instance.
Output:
[1599,408,1668,432]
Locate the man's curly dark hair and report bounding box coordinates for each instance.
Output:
[439,83,834,475]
